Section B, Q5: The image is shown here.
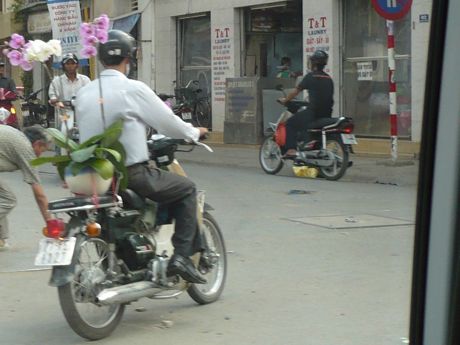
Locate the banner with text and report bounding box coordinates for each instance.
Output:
[47,0,83,60]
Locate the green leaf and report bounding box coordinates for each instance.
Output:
[70,145,97,163]
[56,162,67,180]
[105,153,128,190]
[101,119,123,146]
[46,128,79,151]
[30,155,70,166]
[88,159,115,180]
[94,147,121,162]
[109,140,126,162]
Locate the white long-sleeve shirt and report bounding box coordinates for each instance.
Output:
[75,69,199,166]
[48,73,90,101]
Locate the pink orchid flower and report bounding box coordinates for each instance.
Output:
[95,30,108,44]
[20,60,34,71]
[83,35,98,46]
[6,50,23,66]
[9,33,25,49]
[80,23,95,38]
[94,14,110,31]
[80,45,97,58]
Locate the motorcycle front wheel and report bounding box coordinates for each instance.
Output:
[58,237,125,340]
[319,138,349,181]
[259,136,284,174]
[188,212,227,304]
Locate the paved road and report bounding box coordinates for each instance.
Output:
[0,147,417,345]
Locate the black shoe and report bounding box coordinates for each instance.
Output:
[167,254,207,284]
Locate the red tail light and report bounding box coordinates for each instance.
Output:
[342,123,354,134]
[44,219,65,238]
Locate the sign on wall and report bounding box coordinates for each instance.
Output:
[27,12,52,34]
[212,26,234,103]
[47,0,83,59]
[357,62,374,81]
[305,15,330,73]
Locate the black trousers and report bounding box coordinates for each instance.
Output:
[127,163,202,257]
[285,109,316,150]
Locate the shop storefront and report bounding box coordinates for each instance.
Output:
[152,0,431,153]
[342,0,412,139]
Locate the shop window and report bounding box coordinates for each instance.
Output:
[243,0,302,78]
[343,0,411,139]
[178,15,211,96]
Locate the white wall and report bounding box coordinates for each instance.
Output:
[410,0,432,143]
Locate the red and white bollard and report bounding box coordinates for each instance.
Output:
[387,20,398,161]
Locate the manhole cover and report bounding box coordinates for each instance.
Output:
[285,214,414,229]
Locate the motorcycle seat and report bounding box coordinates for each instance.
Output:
[308,117,339,129]
[119,189,145,210]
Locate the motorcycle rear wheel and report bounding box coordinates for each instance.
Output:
[58,237,125,340]
[259,136,284,174]
[188,212,227,304]
[318,138,349,181]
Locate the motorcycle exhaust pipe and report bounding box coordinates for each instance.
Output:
[97,281,163,305]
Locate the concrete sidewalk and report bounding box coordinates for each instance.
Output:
[175,143,419,187]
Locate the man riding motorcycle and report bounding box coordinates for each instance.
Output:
[49,53,90,145]
[75,30,209,284]
[278,50,334,159]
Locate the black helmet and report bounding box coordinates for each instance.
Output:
[310,50,328,67]
[61,53,79,67]
[98,30,136,65]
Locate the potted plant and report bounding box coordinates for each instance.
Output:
[31,119,128,195]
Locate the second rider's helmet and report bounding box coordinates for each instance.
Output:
[61,53,79,68]
[98,30,137,66]
[309,50,328,69]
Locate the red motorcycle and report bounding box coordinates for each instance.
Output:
[0,88,19,128]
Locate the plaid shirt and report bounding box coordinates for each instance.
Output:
[0,125,40,184]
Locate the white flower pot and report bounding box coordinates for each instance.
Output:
[65,166,112,196]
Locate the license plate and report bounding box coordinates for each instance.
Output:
[341,134,358,145]
[35,237,76,266]
[182,112,192,120]
[22,109,30,117]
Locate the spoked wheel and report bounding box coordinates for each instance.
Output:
[188,212,227,304]
[194,99,212,128]
[58,237,125,340]
[259,136,284,174]
[319,138,349,181]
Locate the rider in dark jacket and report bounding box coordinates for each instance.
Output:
[278,50,334,158]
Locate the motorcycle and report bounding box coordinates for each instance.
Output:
[0,88,18,127]
[259,86,357,181]
[21,88,49,128]
[34,137,227,340]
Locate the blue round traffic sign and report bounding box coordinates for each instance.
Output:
[371,0,412,20]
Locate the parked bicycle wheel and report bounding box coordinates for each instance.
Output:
[194,99,211,128]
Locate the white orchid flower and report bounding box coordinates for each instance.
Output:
[47,39,62,57]
[25,40,52,62]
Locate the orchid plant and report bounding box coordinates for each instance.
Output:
[3,15,127,191]
[80,14,110,58]
[2,34,62,72]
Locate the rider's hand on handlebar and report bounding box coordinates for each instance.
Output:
[49,99,65,108]
[278,97,287,105]
[197,127,209,139]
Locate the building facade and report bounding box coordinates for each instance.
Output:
[2,0,431,155]
[148,0,431,155]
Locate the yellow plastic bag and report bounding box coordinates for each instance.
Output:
[292,166,319,178]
